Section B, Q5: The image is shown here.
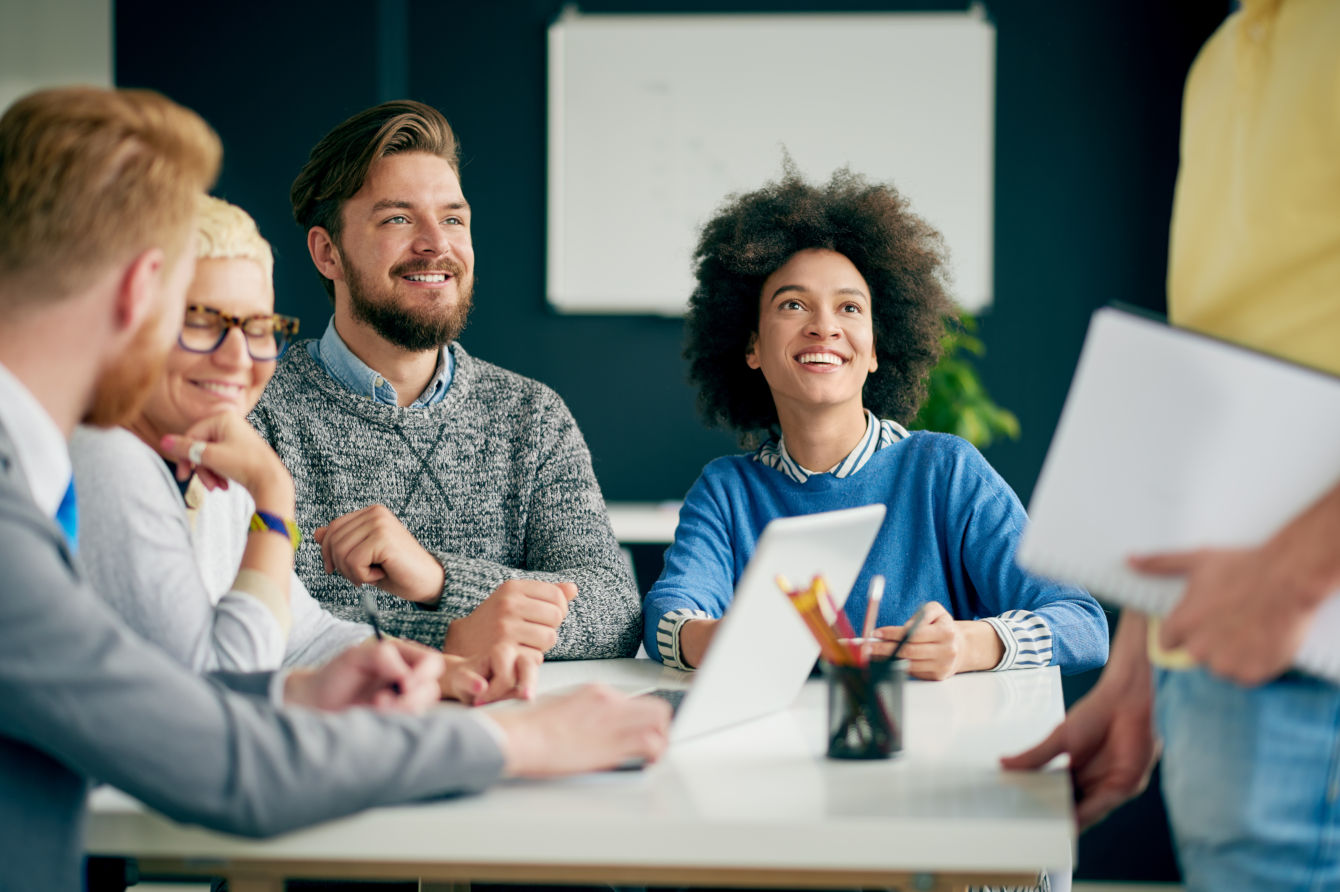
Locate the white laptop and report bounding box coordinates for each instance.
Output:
[650,503,886,743]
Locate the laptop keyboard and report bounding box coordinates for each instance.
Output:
[640,687,687,715]
[610,689,689,771]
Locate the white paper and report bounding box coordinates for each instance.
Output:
[1019,307,1340,683]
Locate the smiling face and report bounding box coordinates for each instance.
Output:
[746,248,878,423]
[136,257,276,437]
[323,151,475,352]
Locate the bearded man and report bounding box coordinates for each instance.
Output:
[251,101,639,675]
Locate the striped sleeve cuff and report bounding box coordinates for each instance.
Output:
[983,610,1053,671]
[656,608,711,670]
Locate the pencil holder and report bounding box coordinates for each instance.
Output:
[822,658,906,760]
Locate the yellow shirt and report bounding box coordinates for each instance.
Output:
[1168,0,1340,375]
[1154,0,1340,667]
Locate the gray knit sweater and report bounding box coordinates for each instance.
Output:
[249,340,640,659]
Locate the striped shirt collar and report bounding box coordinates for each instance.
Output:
[754,409,909,484]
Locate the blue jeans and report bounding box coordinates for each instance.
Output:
[1155,666,1340,891]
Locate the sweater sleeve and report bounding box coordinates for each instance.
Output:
[643,466,741,665]
[71,427,288,673]
[282,570,373,668]
[250,349,639,660]
[943,439,1110,674]
[424,392,640,660]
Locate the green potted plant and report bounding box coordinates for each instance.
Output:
[912,313,1020,449]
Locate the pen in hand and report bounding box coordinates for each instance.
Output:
[360,590,403,696]
[888,602,930,663]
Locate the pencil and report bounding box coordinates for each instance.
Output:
[888,602,931,663]
[361,590,387,640]
[360,590,403,695]
[781,579,851,664]
[818,575,858,641]
[860,575,884,665]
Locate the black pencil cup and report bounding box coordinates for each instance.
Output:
[822,658,906,760]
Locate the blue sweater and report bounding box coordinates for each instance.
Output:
[644,432,1108,674]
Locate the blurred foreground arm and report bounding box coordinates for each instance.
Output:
[283,637,445,713]
[490,685,672,776]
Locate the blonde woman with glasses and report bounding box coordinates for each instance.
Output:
[72,196,516,704]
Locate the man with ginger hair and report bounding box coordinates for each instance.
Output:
[251,101,640,678]
[0,86,668,890]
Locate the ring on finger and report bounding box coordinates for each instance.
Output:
[187,440,206,465]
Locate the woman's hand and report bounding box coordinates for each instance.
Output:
[678,618,721,669]
[439,643,545,706]
[161,411,294,516]
[869,602,1004,680]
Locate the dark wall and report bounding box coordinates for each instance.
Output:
[117,0,1226,880]
[117,0,1224,507]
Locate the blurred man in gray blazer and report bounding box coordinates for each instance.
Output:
[0,86,669,892]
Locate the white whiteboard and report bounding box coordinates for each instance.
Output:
[547,7,995,315]
[0,0,112,114]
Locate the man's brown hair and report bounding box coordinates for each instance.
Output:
[0,86,221,310]
[290,100,461,301]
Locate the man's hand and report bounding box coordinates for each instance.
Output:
[869,602,1003,679]
[442,579,578,659]
[1133,480,1340,685]
[1131,546,1319,685]
[284,637,445,713]
[314,505,445,605]
[1001,613,1159,830]
[489,684,672,776]
[439,643,543,705]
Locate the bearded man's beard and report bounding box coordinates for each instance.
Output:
[345,256,474,352]
[83,310,170,428]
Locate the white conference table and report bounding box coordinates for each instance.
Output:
[87,658,1074,892]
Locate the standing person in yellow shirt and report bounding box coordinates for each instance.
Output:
[1004,2,1340,890]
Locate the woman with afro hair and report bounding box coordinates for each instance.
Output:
[644,167,1107,679]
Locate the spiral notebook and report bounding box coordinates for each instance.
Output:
[1017,306,1340,683]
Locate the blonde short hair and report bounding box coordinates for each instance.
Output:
[196,195,274,282]
[0,86,221,309]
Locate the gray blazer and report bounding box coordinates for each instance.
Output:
[0,422,504,891]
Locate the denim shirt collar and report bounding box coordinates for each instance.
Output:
[309,318,453,408]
